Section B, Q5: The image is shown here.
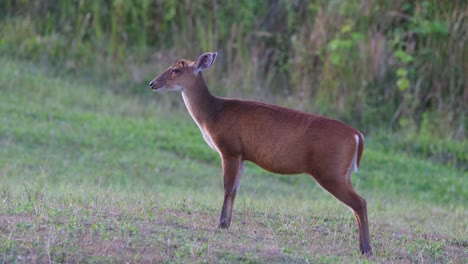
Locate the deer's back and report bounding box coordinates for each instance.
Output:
[208,99,360,175]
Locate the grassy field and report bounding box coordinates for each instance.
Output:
[0,57,466,263]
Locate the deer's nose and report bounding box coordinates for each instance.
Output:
[149,81,154,87]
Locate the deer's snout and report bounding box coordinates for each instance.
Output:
[149,81,155,87]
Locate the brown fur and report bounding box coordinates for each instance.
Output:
[149,53,372,256]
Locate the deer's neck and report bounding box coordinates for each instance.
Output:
[181,75,220,127]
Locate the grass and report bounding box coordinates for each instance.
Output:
[0,57,466,263]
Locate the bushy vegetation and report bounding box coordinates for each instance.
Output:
[1,0,466,140]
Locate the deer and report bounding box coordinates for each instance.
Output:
[148,52,372,256]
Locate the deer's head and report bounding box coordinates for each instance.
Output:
[149,52,217,91]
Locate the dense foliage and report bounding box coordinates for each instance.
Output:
[1,0,466,139]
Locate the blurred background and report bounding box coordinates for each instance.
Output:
[0,2,466,262]
[1,0,466,167]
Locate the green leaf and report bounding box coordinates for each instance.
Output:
[328,39,339,51]
[341,24,352,33]
[330,53,341,65]
[397,78,410,91]
[351,32,363,41]
[399,117,409,128]
[394,50,413,63]
[396,68,407,77]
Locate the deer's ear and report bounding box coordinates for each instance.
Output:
[194,52,217,74]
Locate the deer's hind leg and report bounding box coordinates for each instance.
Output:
[313,172,372,256]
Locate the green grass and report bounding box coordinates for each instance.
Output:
[0,57,466,263]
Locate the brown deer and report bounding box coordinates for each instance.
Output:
[149,52,372,256]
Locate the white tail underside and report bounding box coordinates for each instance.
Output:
[352,134,360,173]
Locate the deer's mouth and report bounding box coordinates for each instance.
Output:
[149,81,162,90]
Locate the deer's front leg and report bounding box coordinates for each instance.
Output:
[218,156,245,228]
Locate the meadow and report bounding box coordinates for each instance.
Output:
[0,57,466,263]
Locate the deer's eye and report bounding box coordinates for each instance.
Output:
[171,68,180,74]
